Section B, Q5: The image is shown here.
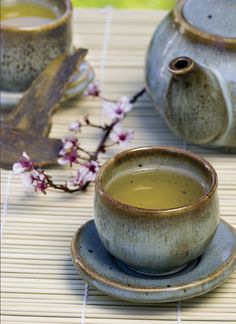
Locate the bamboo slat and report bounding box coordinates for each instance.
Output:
[1,8,236,324]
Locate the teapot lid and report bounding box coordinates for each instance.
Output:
[173,0,236,47]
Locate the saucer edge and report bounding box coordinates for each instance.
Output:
[71,219,236,303]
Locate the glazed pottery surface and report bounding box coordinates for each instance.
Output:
[146,0,236,151]
[71,219,236,303]
[94,146,220,274]
[0,0,72,92]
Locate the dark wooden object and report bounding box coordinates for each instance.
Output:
[1,48,87,170]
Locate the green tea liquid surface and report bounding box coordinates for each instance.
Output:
[1,2,58,28]
[106,168,206,209]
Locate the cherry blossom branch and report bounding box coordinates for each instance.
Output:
[84,116,106,130]
[45,175,88,193]
[78,147,93,159]
[130,88,146,104]
[92,119,119,160]
[13,83,146,194]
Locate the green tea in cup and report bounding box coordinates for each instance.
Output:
[1,2,61,28]
[95,147,219,274]
[106,167,206,209]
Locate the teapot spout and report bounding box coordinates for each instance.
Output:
[166,56,228,145]
[168,57,195,77]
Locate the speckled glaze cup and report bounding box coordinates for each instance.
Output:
[94,146,220,275]
[0,0,72,92]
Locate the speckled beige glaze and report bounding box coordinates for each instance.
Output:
[0,0,72,92]
[146,0,236,151]
[94,147,220,274]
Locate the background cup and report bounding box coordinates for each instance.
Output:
[94,146,220,275]
[0,0,72,92]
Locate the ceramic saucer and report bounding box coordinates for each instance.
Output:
[71,219,236,303]
[0,61,94,111]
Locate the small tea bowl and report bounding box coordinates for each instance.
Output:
[0,0,72,92]
[94,146,220,275]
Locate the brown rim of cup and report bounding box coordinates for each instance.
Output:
[0,0,72,32]
[95,146,218,215]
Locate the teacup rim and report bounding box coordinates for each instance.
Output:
[95,146,218,214]
[0,0,72,32]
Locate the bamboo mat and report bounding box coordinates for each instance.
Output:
[1,8,236,324]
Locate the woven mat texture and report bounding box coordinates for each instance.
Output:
[1,9,236,324]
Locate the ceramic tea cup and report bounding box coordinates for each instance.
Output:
[94,146,220,275]
[0,0,72,92]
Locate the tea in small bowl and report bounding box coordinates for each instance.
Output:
[106,167,205,210]
[0,0,72,92]
[1,2,60,28]
[94,146,220,275]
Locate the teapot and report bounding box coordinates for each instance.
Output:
[146,0,236,152]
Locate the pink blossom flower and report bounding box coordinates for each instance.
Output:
[69,120,81,133]
[62,136,79,150]
[13,152,34,175]
[58,136,80,166]
[84,82,100,97]
[20,170,37,186]
[58,148,79,166]
[109,124,134,146]
[67,161,99,188]
[82,161,100,182]
[103,96,133,120]
[67,168,88,187]
[21,169,48,194]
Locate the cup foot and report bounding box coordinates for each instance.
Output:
[114,257,200,279]
[127,263,189,276]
